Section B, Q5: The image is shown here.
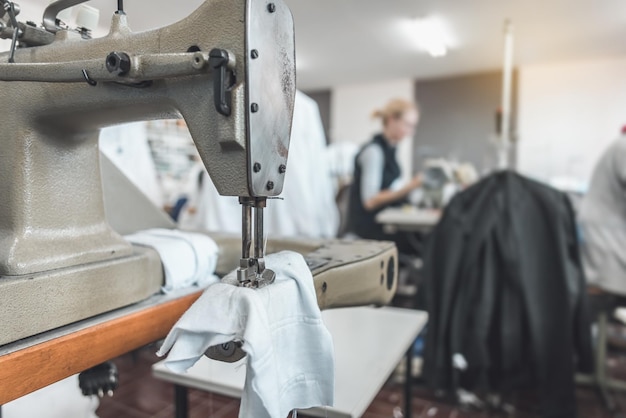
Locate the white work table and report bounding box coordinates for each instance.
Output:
[376,207,441,234]
[153,306,428,418]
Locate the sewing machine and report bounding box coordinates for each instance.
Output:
[0,0,398,348]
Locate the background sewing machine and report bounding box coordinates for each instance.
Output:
[0,0,398,347]
[414,159,458,209]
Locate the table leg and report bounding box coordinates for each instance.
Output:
[405,348,412,418]
[174,385,189,418]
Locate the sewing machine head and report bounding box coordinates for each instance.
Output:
[0,0,294,275]
[0,0,295,344]
[0,0,399,351]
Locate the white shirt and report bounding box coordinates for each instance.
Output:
[158,251,335,418]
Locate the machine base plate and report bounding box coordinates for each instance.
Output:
[0,246,163,346]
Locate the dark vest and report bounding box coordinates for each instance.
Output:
[348,134,402,238]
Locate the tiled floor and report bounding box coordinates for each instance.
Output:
[96,344,626,418]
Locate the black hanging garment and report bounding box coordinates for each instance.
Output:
[422,171,593,418]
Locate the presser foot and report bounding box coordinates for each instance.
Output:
[236,257,276,288]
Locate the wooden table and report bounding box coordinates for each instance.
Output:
[376,207,441,234]
[0,287,203,405]
[153,306,428,418]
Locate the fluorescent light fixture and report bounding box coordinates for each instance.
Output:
[408,16,452,58]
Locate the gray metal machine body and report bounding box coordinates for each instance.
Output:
[0,0,397,347]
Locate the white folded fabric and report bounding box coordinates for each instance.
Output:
[157,251,335,418]
[125,228,219,292]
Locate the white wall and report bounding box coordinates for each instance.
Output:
[331,78,415,183]
[518,57,626,189]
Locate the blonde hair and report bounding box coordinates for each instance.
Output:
[371,98,418,126]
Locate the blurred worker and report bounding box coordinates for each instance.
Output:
[346,98,422,253]
[579,126,626,302]
[179,91,339,239]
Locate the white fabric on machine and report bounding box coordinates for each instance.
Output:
[125,228,219,292]
[178,91,339,239]
[3,375,99,418]
[157,251,335,418]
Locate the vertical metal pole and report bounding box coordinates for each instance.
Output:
[254,205,264,260]
[596,312,616,411]
[174,385,188,418]
[242,204,252,259]
[498,20,514,170]
[404,347,412,418]
[597,312,607,383]
[7,2,19,63]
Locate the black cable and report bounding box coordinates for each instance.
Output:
[117,0,124,13]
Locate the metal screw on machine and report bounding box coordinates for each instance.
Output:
[251,49,259,59]
[279,164,286,174]
[251,103,259,113]
[267,3,276,13]
[266,181,274,191]
[105,51,131,76]
[253,162,262,173]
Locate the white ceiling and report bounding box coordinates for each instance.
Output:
[287,0,626,90]
[14,0,626,90]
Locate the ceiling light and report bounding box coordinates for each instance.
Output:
[408,16,453,58]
